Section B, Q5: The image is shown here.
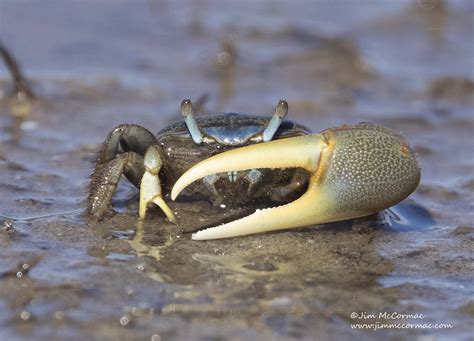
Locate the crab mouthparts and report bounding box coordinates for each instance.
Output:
[171,134,332,240]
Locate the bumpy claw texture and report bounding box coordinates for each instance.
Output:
[317,123,420,220]
[172,123,421,240]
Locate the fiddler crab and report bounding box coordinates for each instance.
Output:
[88,99,420,240]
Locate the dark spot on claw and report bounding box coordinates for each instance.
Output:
[243,261,278,272]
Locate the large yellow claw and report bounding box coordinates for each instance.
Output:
[171,123,420,240]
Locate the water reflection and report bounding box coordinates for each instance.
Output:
[414,0,448,45]
[129,220,175,263]
[127,202,392,288]
[0,44,36,142]
[215,37,236,109]
[382,202,435,232]
[124,203,396,334]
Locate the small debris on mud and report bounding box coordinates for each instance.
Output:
[2,220,14,232]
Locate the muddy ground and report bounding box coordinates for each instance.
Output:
[0,1,473,340]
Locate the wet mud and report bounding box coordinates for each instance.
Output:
[1,1,473,340]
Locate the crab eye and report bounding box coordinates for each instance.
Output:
[261,100,289,142]
[181,99,204,144]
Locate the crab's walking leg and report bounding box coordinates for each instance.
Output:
[139,145,176,223]
[244,169,263,196]
[96,124,157,165]
[88,124,157,220]
[89,152,145,220]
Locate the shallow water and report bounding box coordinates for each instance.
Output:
[1,1,473,340]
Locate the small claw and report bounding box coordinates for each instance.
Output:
[152,197,177,223]
[172,123,420,240]
[139,171,176,223]
[140,146,177,223]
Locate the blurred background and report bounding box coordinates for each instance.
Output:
[0,1,473,340]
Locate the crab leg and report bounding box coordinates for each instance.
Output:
[88,124,158,221]
[140,145,176,223]
[171,123,420,240]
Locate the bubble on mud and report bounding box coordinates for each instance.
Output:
[16,271,23,278]
[137,264,145,271]
[217,52,232,66]
[54,311,64,320]
[20,311,30,320]
[271,297,292,308]
[2,220,14,232]
[20,121,38,131]
[151,334,161,341]
[119,315,130,326]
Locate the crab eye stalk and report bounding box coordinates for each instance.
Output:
[181,99,204,144]
[261,100,289,142]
